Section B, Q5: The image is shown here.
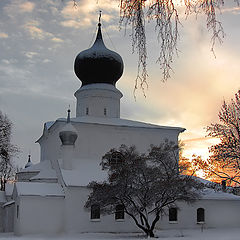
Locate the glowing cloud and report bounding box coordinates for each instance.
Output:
[0,32,8,39]
[19,1,35,13]
[60,0,118,28]
[23,21,52,40]
[51,37,64,43]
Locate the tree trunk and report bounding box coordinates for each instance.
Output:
[145,229,155,238]
[0,178,6,191]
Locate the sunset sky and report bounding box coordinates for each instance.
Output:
[0,0,240,167]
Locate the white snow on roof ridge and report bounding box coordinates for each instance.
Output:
[45,121,55,130]
[55,116,185,131]
[20,160,52,173]
[30,168,57,180]
[187,175,240,200]
[200,187,240,200]
[61,159,108,187]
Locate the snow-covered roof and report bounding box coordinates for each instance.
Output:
[45,121,55,130]
[190,176,240,201]
[201,188,240,200]
[19,160,52,173]
[61,159,108,187]
[57,116,185,131]
[30,168,57,181]
[42,116,185,132]
[36,115,185,143]
[15,182,64,197]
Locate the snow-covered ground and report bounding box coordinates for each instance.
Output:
[1,228,240,240]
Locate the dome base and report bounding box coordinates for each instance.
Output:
[74,84,123,118]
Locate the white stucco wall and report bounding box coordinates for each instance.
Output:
[14,196,64,235]
[75,84,123,118]
[39,120,181,166]
[64,186,140,233]
[3,203,14,232]
[156,199,240,230]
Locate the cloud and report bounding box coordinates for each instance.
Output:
[19,1,35,13]
[0,32,8,39]
[61,19,92,28]
[1,59,10,64]
[24,51,38,59]
[3,0,35,18]
[23,20,53,40]
[51,37,64,43]
[43,59,51,63]
[60,0,119,29]
[222,7,240,14]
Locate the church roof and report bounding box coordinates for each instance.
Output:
[19,160,52,173]
[200,188,240,200]
[191,176,240,201]
[42,116,185,132]
[61,160,108,187]
[15,182,64,197]
[30,168,57,181]
[36,116,185,143]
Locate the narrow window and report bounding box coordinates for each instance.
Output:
[115,204,124,220]
[86,107,89,115]
[197,208,205,223]
[104,108,107,116]
[91,204,100,220]
[17,205,19,219]
[169,208,177,222]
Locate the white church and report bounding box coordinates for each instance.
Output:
[1,21,240,235]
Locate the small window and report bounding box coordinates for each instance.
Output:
[86,107,89,115]
[91,204,100,220]
[197,208,205,223]
[169,208,177,222]
[104,108,107,116]
[17,205,19,219]
[109,152,123,165]
[115,204,124,220]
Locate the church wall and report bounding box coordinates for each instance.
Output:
[0,203,5,232]
[75,86,122,118]
[16,172,39,182]
[14,196,64,235]
[3,203,14,232]
[64,186,140,233]
[41,121,180,166]
[156,199,240,230]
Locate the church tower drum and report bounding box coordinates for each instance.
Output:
[74,22,123,118]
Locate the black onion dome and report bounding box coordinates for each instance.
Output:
[74,23,124,86]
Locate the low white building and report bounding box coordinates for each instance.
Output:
[3,21,240,235]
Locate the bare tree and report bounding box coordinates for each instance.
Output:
[198,90,240,186]
[85,141,202,237]
[0,111,18,191]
